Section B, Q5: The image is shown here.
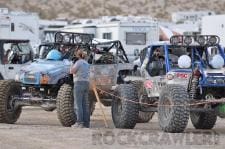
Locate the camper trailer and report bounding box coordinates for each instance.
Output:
[202,15,225,47]
[0,8,40,49]
[62,16,159,61]
[39,19,68,43]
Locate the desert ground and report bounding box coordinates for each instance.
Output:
[0,106,225,149]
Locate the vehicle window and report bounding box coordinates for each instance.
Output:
[126,32,146,45]
[3,42,33,64]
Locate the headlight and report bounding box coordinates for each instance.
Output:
[208,36,218,45]
[184,36,192,45]
[40,74,49,84]
[197,36,206,46]
[170,36,180,45]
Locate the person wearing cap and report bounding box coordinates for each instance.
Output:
[151,47,164,62]
[70,48,90,128]
[141,47,165,76]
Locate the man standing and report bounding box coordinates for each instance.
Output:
[70,49,90,128]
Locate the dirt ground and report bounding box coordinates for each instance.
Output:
[0,105,225,149]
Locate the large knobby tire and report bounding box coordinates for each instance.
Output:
[158,85,190,133]
[0,80,22,124]
[190,111,217,129]
[111,84,139,129]
[56,84,76,127]
[131,81,155,123]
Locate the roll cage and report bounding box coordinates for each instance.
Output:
[39,32,130,64]
[141,35,225,75]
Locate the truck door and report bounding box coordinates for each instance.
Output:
[2,42,33,80]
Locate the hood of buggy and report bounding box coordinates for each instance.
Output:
[18,59,71,85]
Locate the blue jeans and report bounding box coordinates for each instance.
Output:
[73,81,90,128]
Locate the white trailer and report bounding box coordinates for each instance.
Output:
[39,19,68,43]
[0,8,40,49]
[202,15,225,47]
[62,16,159,62]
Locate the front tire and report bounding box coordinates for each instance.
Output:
[0,80,22,124]
[158,85,190,133]
[57,84,76,127]
[111,84,139,129]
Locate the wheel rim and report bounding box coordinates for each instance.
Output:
[7,94,17,112]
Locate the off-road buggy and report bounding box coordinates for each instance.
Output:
[0,39,34,80]
[0,32,133,126]
[112,35,225,133]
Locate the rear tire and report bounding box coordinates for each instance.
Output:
[158,85,190,133]
[131,81,154,123]
[57,84,76,127]
[0,80,22,124]
[190,111,217,129]
[111,84,139,129]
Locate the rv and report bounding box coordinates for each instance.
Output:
[39,19,68,43]
[202,15,225,47]
[0,8,40,50]
[62,16,159,61]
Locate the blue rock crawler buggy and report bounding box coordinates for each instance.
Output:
[0,32,134,126]
[111,35,225,133]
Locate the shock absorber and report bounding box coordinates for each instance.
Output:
[189,69,201,100]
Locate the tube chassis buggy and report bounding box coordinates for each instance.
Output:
[0,32,133,126]
[112,35,225,132]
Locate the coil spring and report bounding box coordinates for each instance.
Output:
[189,76,199,100]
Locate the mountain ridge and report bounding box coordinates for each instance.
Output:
[1,0,225,20]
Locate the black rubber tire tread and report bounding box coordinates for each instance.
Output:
[131,81,155,123]
[158,84,190,133]
[190,111,217,129]
[0,80,22,124]
[111,84,139,129]
[56,84,76,127]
